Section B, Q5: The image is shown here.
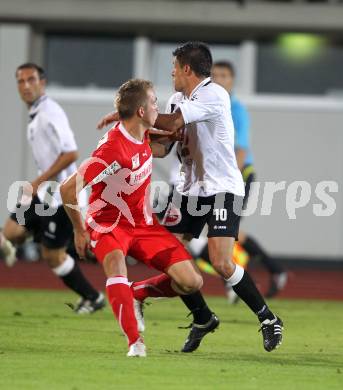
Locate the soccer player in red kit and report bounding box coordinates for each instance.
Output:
[60,79,203,357]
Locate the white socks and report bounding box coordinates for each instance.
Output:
[225,264,244,286]
[52,255,75,277]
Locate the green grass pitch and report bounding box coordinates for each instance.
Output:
[0,289,342,390]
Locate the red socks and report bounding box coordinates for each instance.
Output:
[106,273,179,346]
[106,276,140,346]
[131,273,178,302]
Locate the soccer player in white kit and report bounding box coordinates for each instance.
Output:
[155,42,284,352]
[0,63,105,313]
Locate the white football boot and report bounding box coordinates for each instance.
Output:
[127,339,146,357]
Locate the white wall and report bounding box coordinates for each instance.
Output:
[242,97,343,257]
[38,91,343,258]
[0,24,31,219]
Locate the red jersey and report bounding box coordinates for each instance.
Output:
[83,122,152,229]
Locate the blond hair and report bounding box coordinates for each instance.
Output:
[116,79,154,119]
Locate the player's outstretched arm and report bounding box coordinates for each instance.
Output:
[150,128,184,158]
[150,142,171,158]
[149,128,183,158]
[96,110,185,134]
[60,171,88,258]
[153,110,185,133]
[96,111,119,130]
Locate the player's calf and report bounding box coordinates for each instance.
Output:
[104,252,143,355]
[46,249,101,304]
[130,266,202,336]
[107,275,141,350]
[2,219,27,245]
[207,236,237,279]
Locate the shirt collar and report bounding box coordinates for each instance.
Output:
[118,122,144,145]
[189,77,211,99]
[28,95,48,118]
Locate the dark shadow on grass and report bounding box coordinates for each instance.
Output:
[161,351,343,368]
[219,318,256,326]
[0,318,114,335]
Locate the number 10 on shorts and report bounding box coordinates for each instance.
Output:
[214,209,227,221]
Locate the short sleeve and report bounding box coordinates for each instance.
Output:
[165,96,174,114]
[81,144,120,186]
[165,93,182,114]
[178,91,223,124]
[47,111,78,153]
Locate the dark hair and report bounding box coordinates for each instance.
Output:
[15,63,46,80]
[213,61,235,77]
[173,42,212,78]
[116,78,154,120]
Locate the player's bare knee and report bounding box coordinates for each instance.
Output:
[103,250,126,277]
[44,255,60,268]
[211,257,224,271]
[41,247,66,268]
[212,257,235,277]
[182,273,203,294]
[3,220,26,244]
[212,262,225,276]
[193,273,203,291]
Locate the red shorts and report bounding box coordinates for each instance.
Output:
[86,218,191,272]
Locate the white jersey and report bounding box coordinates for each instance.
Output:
[166,77,245,197]
[27,95,78,206]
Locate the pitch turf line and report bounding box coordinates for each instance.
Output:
[0,290,342,390]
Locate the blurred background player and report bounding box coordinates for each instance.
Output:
[0,63,105,314]
[210,60,288,301]
[61,79,205,357]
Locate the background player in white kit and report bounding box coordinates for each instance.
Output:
[211,60,287,300]
[0,63,105,313]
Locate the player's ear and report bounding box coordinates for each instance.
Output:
[137,106,145,118]
[184,64,191,75]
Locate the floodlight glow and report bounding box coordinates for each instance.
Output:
[277,33,326,62]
